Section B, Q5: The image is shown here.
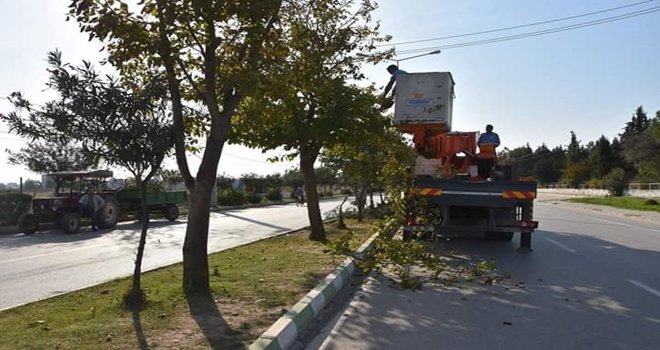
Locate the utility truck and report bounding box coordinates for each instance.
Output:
[394,72,538,251]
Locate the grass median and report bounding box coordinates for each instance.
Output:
[567,196,660,213]
[0,218,375,350]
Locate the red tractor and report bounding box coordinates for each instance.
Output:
[17,170,120,235]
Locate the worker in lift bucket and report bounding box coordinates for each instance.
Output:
[380,64,408,109]
[477,124,501,179]
[477,124,501,148]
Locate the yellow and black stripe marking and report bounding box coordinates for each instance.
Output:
[501,191,536,199]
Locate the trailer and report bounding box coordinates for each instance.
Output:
[116,190,186,221]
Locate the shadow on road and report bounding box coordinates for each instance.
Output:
[0,219,184,250]
[309,228,660,350]
[220,211,290,232]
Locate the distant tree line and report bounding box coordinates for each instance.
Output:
[499,106,660,194]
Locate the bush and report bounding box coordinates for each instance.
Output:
[586,178,606,189]
[340,188,352,195]
[246,192,263,204]
[324,191,333,197]
[265,188,283,201]
[604,168,627,197]
[645,199,659,205]
[217,188,246,206]
[319,192,326,198]
[0,193,32,225]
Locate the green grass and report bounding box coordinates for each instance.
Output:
[0,219,375,350]
[567,196,660,213]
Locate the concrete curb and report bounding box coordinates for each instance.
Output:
[250,233,379,350]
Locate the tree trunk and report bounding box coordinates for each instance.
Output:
[182,179,213,294]
[337,196,348,229]
[300,148,325,241]
[127,180,150,309]
[369,186,374,208]
[354,184,367,222]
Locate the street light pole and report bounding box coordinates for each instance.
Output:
[389,50,441,67]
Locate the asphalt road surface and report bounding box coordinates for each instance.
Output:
[0,198,347,311]
[307,198,660,350]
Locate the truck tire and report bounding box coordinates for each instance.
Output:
[97,196,119,229]
[18,213,39,235]
[163,204,179,222]
[60,212,81,234]
[499,232,514,241]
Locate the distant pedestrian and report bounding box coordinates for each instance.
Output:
[294,186,305,206]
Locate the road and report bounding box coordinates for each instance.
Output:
[308,198,660,350]
[0,198,346,311]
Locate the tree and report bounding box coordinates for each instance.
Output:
[315,166,338,194]
[566,131,588,164]
[5,140,98,192]
[70,0,285,293]
[216,174,235,190]
[152,169,183,191]
[620,106,650,144]
[531,144,564,184]
[588,135,614,179]
[233,0,388,240]
[5,51,174,309]
[499,144,533,178]
[610,137,631,174]
[623,113,660,181]
[323,119,410,221]
[282,168,304,189]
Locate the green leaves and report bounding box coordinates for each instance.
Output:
[5,51,174,182]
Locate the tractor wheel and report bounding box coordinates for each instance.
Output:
[163,205,179,222]
[97,196,119,229]
[60,212,81,234]
[18,213,39,235]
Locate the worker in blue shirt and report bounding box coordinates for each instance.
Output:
[476,124,500,178]
[477,124,500,148]
[381,64,408,98]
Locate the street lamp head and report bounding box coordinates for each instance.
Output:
[429,50,442,55]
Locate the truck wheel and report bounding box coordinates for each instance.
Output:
[499,232,514,241]
[163,205,179,222]
[18,213,39,235]
[97,197,119,229]
[60,212,81,234]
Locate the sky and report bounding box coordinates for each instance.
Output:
[1,0,659,183]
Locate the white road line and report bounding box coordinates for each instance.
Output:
[590,217,660,233]
[629,280,660,299]
[544,237,577,253]
[590,217,634,227]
